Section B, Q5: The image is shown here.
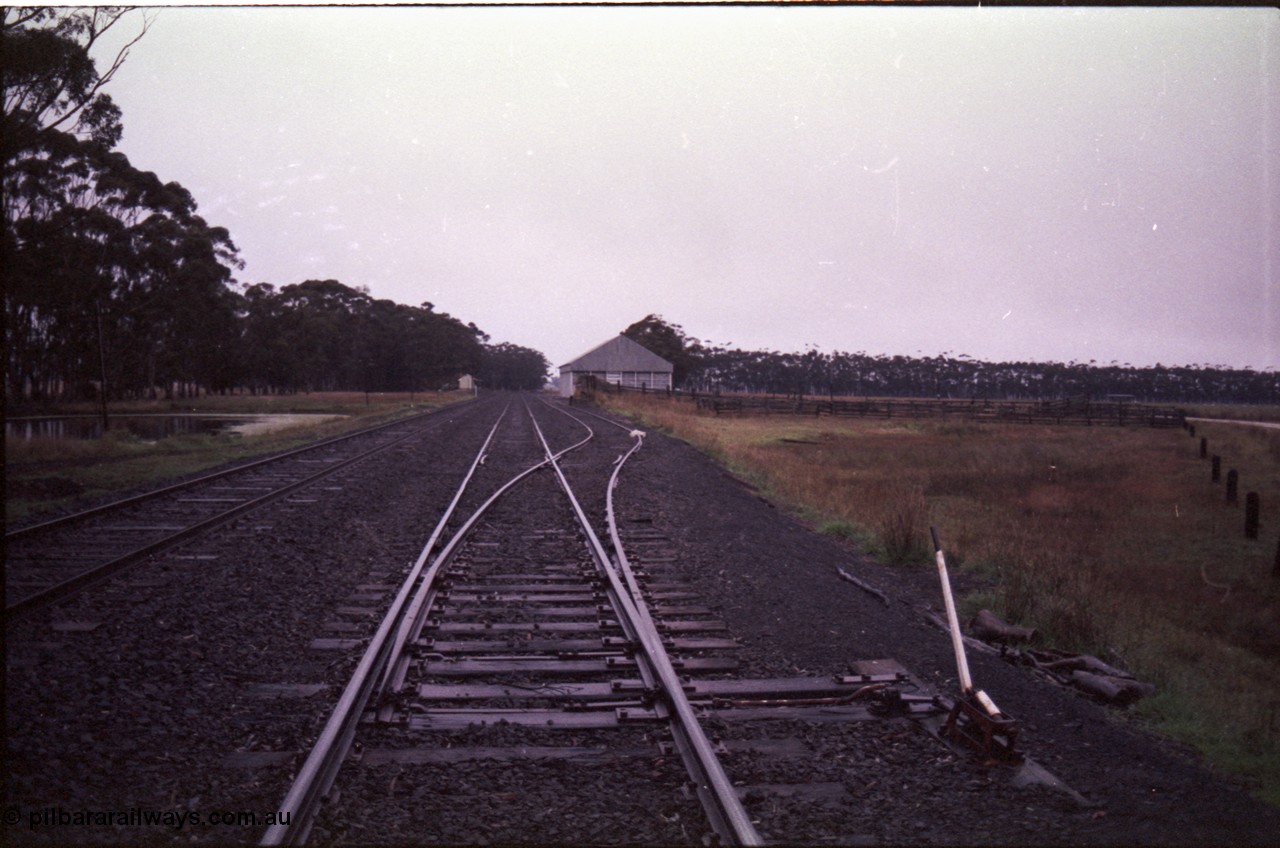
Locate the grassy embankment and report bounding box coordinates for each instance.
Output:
[599,392,1280,807]
[5,391,473,522]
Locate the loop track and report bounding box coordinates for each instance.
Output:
[263,398,761,845]
[5,403,479,619]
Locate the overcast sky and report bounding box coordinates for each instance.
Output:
[97,5,1278,371]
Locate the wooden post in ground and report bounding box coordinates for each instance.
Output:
[1212,456,1221,482]
[1226,470,1239,504]
[1200,437,1208,458]
[1245,493,1260,539]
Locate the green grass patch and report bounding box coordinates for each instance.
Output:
[816,517,872,546]
[6,391,472,521]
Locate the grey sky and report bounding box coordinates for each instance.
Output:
[99,5,1278,371]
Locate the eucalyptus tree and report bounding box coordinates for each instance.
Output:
[1,6,148,151]
[236,283,303,394]
[478,343,549,391]
[674,336,1278,404]
[269,279,371,393]
[5,6,245,404]
[622,314,697,386]
[231,283,490,395]
[5,7,125,399]
[122,179,241,397]
[4,126,240,400]
[400,301,478,390]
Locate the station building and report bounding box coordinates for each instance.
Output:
[558,335,674,398]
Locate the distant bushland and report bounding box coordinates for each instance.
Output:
[4,9,548,408]
[621,316,1278,405]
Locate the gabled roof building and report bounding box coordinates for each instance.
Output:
[559,335,674,398]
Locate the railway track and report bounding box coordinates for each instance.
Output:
[264,398,945,845]
[8,394,1277,846]
[4,401,479,620]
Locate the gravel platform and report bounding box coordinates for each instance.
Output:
[5,394,1278,845]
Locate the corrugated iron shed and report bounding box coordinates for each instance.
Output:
[558,335,673,397]
[560,335,673,373]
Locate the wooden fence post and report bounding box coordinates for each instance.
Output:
[1226,470,1239,504]
[1212,456,1221,482]
[1245,493,1260,540]
[1200,437,1208,459]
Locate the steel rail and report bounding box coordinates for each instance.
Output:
[376,409,596,695]
[7,401,473,541]
[5,405,479,623]
[599,428,762,845]
[554,401,637,435]
[529,402,764,846]
[524,401,660,686]
[260,402,510,846]
[262,400,601,845]
[266,398,756,845]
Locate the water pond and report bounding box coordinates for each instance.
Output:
[5,414,342,442]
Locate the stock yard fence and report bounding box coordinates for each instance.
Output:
[576,377,1186,428]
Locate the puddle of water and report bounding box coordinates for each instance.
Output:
[5,414,343,441]
[227,414,343,437]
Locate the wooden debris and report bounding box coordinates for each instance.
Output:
[835,566,889,606]
[1040,654,1130,680]
[1003,647,1156,707]
[1069,670,1156,706]
[921,608,999,655]
[968,609,1037,644]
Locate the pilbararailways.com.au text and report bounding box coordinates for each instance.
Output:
[8,806,291,831]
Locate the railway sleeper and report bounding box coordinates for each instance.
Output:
[405,707,665,730]
[416,636,737,653]
[414,656,739,676]
[413,674,911,704]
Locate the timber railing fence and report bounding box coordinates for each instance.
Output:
[577,377,1186,428]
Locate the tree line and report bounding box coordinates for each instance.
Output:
[3,8,548,405]
[623,315,1280,405]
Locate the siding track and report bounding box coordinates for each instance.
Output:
[4,402,478,619]
[264,398,945,845]
[262,399,762,844]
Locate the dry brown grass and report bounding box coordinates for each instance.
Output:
[601,392,1280,805]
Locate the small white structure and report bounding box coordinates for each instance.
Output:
[559,335,674,398]
[458,374,475,391]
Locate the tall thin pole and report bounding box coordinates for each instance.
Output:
[95,302,109,434]
[931,526,973,694]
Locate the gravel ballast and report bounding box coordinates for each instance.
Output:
[4,393,1278,845]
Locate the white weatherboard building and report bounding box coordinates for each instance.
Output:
[559,335,674,398]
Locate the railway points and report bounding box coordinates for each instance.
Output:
[5,392,1278,846]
